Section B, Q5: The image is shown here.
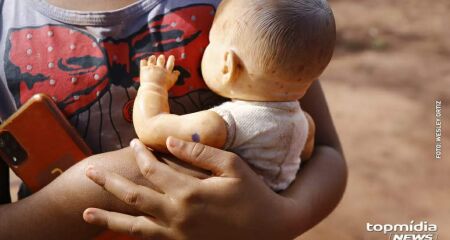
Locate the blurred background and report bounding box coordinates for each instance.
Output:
[299,0,450,239]
[10,0,450,239]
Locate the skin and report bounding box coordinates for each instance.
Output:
[133,55,228,153]
[201,0,316,102]
[0,1,346,239]
[82,81,346,240]
[134,0,317,155]
[0,81,345,240]
[134,54,314,157]
[45,0,138,11]
[83,136,344,240]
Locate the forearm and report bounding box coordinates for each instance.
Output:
[0,147,213,240]
[0,175,101,239]
[133,83,172,151]
[135,83,170,118]
[0,148,147,240]
[134,55,180,151]
[281,145,347,235]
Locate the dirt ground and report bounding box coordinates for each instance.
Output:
[9,0,450,239]
[299,0,450,239]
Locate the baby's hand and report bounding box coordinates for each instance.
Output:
[140,55,180,90]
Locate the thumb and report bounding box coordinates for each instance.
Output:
[166,136,245,177]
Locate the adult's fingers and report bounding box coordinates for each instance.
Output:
[85,165,169,220]
[166,137,246,178]
[83,208,170,240]
[130,139,197,193]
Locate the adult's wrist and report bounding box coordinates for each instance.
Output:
[277,195,310,239]
[279,145,347,237]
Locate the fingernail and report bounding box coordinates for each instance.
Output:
[130,139,138,148]
[86,167,106,186]
[84,210,96,222]
[167,137,180,148]
[86,166,98,179]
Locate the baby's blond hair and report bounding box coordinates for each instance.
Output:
[225,0,336,83]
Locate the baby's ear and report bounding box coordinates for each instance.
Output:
[221,50,240,84]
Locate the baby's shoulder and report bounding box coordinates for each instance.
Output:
[211,100,305,125]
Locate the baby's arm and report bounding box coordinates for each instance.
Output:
[133,55,227,152]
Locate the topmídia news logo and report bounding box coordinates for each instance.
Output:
[367,221,438,240]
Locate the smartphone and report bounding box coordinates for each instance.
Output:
[0,94,91,192]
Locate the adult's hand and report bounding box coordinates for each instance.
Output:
[83,81,347,240]
[0,145,211,240]
[83,137,300,240]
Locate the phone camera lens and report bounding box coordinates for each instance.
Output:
[0,132,27,166]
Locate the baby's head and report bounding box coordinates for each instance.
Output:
[201,0,336,101]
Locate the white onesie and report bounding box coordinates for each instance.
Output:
[211,100,309,191]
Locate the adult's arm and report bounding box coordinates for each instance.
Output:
[282,80,347,233]
[82,80,348,239]
[0,145,214,240]
[0,148,154,240]
[0,81,346,239]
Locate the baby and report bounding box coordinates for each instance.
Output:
[133,0,336,191]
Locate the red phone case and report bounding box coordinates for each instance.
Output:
[0,94,137,239]
[0,94,91,192]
